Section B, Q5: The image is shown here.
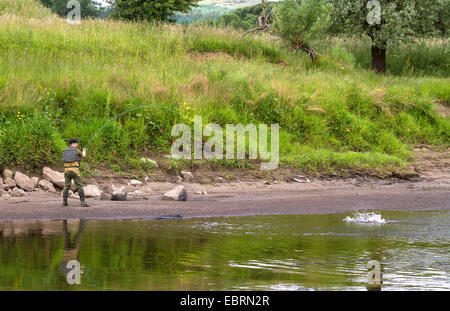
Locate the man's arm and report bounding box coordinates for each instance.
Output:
[77,149,86,159]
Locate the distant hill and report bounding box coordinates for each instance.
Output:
[173,3,232,24]
[174,0,279,24]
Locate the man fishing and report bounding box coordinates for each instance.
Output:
[62,139,90,207]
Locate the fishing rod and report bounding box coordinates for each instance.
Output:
[84,105,179,151]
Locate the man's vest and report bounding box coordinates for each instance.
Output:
[62,147,81,163]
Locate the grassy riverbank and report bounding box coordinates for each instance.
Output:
[0,0,449,177]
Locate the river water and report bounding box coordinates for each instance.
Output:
[0,210,448,290]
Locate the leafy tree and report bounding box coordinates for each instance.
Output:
[39,0,103,18]
[108,0,200,22]
[330,0,448,73]
[274,0,330,61]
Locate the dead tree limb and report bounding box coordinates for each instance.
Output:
[241,0,272,38]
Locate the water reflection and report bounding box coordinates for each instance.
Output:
[60,220,85,281]
[0,210,448,291]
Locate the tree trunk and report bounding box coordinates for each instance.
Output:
[371,46,386,73]
[295,43,317,62]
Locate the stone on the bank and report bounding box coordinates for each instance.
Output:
[162,185,187,201]
[84,184,101,198]
[139,184,153,195]
[181,171,194,182]
[3,177,16,190]
[43,167,65,188]
[127,190,141,201]
[38,179,56,193]
[292,175,310,183]
[109,185,127,201]
[129,179,143,186]
[14,171,35,192]
[0,189,7,196]
[194,190,208,195]
[140,158,158,168]
[100,192,112,201]
[2,193,10,199]
[2,169,13,179]
[11,187,27,197]
[31,177,39,188]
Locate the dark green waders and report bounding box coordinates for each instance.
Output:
[62,170,90,207]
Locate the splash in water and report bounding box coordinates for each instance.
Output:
[343,212,387,224]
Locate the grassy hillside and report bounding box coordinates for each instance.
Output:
[0,0,449,177]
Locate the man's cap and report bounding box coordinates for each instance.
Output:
[69,139,79,145]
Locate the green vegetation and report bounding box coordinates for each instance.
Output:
[38,0,104,18]
[0,0,449,176]
[108,0,200,22]
[274,0,330,61]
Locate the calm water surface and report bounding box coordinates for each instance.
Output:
[0,210,448,291]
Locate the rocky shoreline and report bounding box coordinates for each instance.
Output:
[0,166,193,202]
[0,146,448,220]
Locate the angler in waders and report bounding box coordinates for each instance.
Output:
[62,139,90,207]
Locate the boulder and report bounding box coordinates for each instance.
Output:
[2,169,13,179]
[140,158,158,168]
[100,192,112,201]
[162,185,187,201]
[14,171,35,192]
[109,185,127,201]
[2,193,10,200]
[0,189,7,196]
[139,184,153,195]
[43,167,65,188]
[127,190,141,201]
[129,179,143,186]
[38,179,56,193]
[11,187,27,197]
[31,177,39,188]
[2,177,16,190]
[42,167,76,189]
[83,185,101,198]
[181,171,194,182]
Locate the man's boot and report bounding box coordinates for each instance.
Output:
[78,188,90,207]
[62,189,69,207]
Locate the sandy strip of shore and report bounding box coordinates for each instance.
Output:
[0,178,449,220]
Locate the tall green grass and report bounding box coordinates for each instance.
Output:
[0,0,449,175]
